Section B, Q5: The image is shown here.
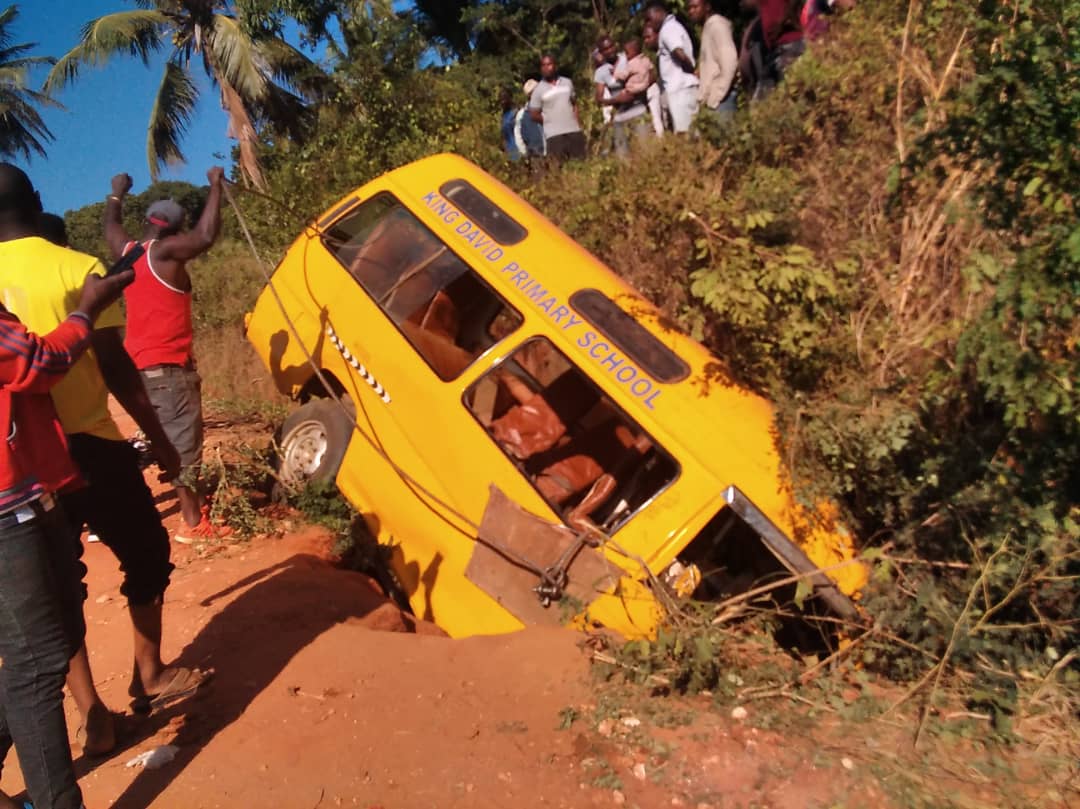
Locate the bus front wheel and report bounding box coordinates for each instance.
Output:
[277,399,352,488]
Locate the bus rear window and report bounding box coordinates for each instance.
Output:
[569,289,690,383]
[321,194,523,380]
[439,179,527,246]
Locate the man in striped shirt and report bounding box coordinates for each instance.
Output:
[0,255,132,809]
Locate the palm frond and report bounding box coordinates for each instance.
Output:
[252,35,327,100]
[44,10,168,93]
[146,58,199,180]
[0,5,17,51]
[219,77,264,189]
[0,88,52,159]
[0,42,41,62]
[0,4,56,158]
[247,80,313,141]
[206,13,271,103]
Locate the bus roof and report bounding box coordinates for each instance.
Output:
[320,153,800,539]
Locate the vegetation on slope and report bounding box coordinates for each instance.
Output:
[59,0,1077,748]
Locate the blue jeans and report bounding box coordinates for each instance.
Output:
[699,90,738,127]
[612,115,652,157]
[0,499,84,809]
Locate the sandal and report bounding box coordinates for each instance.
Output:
[131,666,213,714]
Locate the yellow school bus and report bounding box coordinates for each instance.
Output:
[245,153,866,639]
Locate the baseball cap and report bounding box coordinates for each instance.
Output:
[145,199,185,230]
[523,79,538,96]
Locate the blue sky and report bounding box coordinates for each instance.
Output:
[11,1,320,215]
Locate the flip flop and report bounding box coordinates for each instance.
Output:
[131,666,213,715]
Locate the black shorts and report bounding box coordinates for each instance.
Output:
[546,131,587,161]
[62,434,173,606]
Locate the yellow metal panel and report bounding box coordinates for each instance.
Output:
[245,154,867,641]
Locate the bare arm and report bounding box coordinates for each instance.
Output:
[155,166,225,263]
[92,327,181,479]
[104,173,134,261]
[529,107,543,124]
[672,47,695,73]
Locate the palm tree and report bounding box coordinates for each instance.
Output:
[44,1,323,187]
[0,5,58,160]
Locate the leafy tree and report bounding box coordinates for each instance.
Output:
[0,4,58,160]
[409,0,643,69]
[43,0,325,187]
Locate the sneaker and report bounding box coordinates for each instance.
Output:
[86,532,101,543]
[174,511,233,545]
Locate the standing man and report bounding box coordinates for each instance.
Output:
[529,55,587,162]
[514,79,547,162]
[500,87,523,160]
[644,1,700,133]
[758,0,808,84]
[0,164,207,759]
[103,168,227,544]
[642,21,668,135]
[0,266,132,809]
[594,34,651,157]
[689,0,739,124]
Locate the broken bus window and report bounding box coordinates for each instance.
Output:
[465,337,679,532]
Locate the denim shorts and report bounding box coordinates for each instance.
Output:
[141,364,205,478]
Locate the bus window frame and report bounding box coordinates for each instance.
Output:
[569,289,691,384]
[319,191,525,382]
[438,179,528,246]
[461,335,682,535]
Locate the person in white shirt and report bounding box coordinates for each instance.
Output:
[642,21,667,135]
[644,1,699,133]
[529,54,586,161]
[689,0,738,124]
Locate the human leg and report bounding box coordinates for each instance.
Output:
[668,88,700,133]
[63,435,198,709]
[630,115,652,147]
[565,131,587,160]
[65,647,114,755]
[140,366,205,530]
[0,502,85,809]
[55,486,114,756]
[646,84,665,136]
[612,121,630,158]
[545,133,571,163]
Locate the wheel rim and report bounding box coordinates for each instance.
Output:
[281,420,328,483]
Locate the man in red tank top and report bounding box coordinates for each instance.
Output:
[104,167,228,543]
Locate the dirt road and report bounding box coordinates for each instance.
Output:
[4,410,1043,809]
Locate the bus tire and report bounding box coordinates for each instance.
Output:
[276,399,352,489]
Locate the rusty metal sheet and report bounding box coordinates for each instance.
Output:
[466,485,620,626]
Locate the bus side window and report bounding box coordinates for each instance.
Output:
[465,338,679,532]
[321,194,523,380]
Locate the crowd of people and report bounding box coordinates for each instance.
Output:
[501,0,855,162]
[0,163,225,808]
